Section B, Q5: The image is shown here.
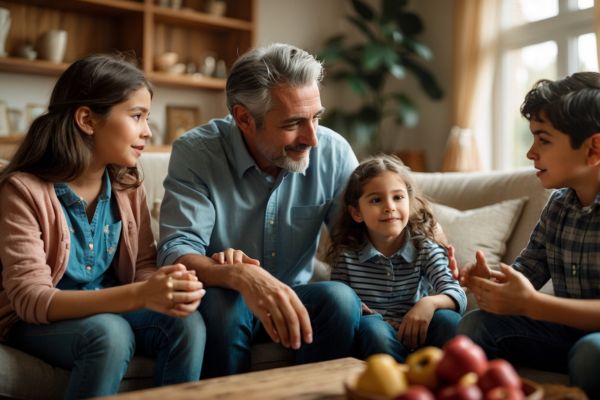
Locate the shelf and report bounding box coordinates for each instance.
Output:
[0,56,68,76]
[148,71,225,90]
[152,5,253,31]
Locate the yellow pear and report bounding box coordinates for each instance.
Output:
[355,354,408,397]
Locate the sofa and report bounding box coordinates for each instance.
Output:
[0,152,568,399]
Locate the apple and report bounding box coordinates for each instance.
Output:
[394,385,435,400]
[438,383,483,400]
[406,346,444,389]
[436,335,488,384]
[478,359,521,394]
[355,354,408,397]
[484,386,524,400]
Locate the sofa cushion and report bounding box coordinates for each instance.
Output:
[431,197,527,269]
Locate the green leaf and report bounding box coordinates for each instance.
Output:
[392,94,419,128]
[397,12,424,36]
[347,15,377,42]
[362,43,397,71]
[388,64,406,80]
[403,37,433,60]
[351,0,375,21]
[403,58,444,99]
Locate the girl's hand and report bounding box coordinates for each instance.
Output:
[361,302,376,315]
[138,264,205,317]
[211,248,261,266]
[396,297,436,350]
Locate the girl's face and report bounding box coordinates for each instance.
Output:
[350,170,410,246]
[91,87,152,168]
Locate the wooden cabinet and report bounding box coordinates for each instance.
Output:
[0,0,255,90]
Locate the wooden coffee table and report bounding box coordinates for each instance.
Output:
[107,357,364,399]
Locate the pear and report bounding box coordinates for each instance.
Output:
[355,354,408,397]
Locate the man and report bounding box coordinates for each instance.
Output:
[158,43,361,378]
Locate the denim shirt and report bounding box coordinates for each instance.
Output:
[157,116,358,286]
[54,170,121,290]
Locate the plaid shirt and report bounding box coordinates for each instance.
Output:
[331,233,467,324]
[514,188,600,299]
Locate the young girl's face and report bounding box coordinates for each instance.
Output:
[350,170,410,245]
[91,87,152,168]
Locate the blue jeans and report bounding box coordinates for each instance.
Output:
[7,310,206,399]
[199,280,361,378]
[356,309,461,362]
[458,310,600,398]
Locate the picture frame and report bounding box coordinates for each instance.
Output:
[25,103,47,127]
[166,105,200,144]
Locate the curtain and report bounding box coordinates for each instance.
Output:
[595,2,600,67]
[441,0,500,172]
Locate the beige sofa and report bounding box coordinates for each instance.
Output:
[0,153,567,399]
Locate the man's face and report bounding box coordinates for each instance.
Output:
[244,81,324,175]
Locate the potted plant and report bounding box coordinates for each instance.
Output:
[319,0,443,156]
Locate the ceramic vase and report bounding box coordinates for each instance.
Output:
[38,29,67,63]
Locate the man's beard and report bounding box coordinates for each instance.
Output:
[257,140,311,173]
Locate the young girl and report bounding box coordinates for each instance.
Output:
[0,54,206,399]
[328,154,466,361]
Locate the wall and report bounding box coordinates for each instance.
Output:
[0,0,453,168]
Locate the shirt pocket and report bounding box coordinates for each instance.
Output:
[289,202,330,257]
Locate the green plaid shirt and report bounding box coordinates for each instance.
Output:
[514,188,600,299]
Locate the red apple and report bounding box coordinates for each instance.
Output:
[438,383,483,400]
[478,359,521,394]
[484,386,524,400]
[436,335,488,384]
[394,385,435,400]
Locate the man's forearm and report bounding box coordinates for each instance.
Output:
[177,253,244,290]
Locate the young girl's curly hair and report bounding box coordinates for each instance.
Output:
[326,154,443,264]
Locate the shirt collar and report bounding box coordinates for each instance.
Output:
[357,230,416,263]
[563,187,600,213]
[54,169,112,206]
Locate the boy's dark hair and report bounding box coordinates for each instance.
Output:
[520,72,600,149]
[0,53,152,188]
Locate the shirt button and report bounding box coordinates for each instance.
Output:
[89,243,94,251]
[271,252,276,257]
[269,220,274,225]
[85,265,92,271]
[387,272,391,276]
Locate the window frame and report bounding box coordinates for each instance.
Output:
[491,0,595,170]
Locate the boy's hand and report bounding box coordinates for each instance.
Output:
[459,250,493,288]
[396,297,436,349]
[211,248,261,266]
[469,264,535,315]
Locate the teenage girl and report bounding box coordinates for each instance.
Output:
[0,54,206,399]
[328,154,466,361]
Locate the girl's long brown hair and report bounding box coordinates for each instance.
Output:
[0,53,153,188]
[326,154,442,264]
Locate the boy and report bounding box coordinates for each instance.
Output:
[456,72,600,398]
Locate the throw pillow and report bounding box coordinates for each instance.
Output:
[431,197,528,269]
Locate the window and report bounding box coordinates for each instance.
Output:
[492,0,597,169]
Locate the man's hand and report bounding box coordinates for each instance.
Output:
[237,266,312,350]
[469,264,536,315]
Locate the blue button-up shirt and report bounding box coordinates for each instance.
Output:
[331,233,467,323]
[54,170,121,290]
[514,188,600,299]
[157,116,358,286]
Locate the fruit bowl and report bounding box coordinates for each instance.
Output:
[344,373,544,400]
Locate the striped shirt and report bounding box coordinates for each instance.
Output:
[331,232,467,324]
[514,188,600,299]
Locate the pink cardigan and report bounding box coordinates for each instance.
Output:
[0,172,157,341]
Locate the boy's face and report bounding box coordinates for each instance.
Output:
[526,114,591,192]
